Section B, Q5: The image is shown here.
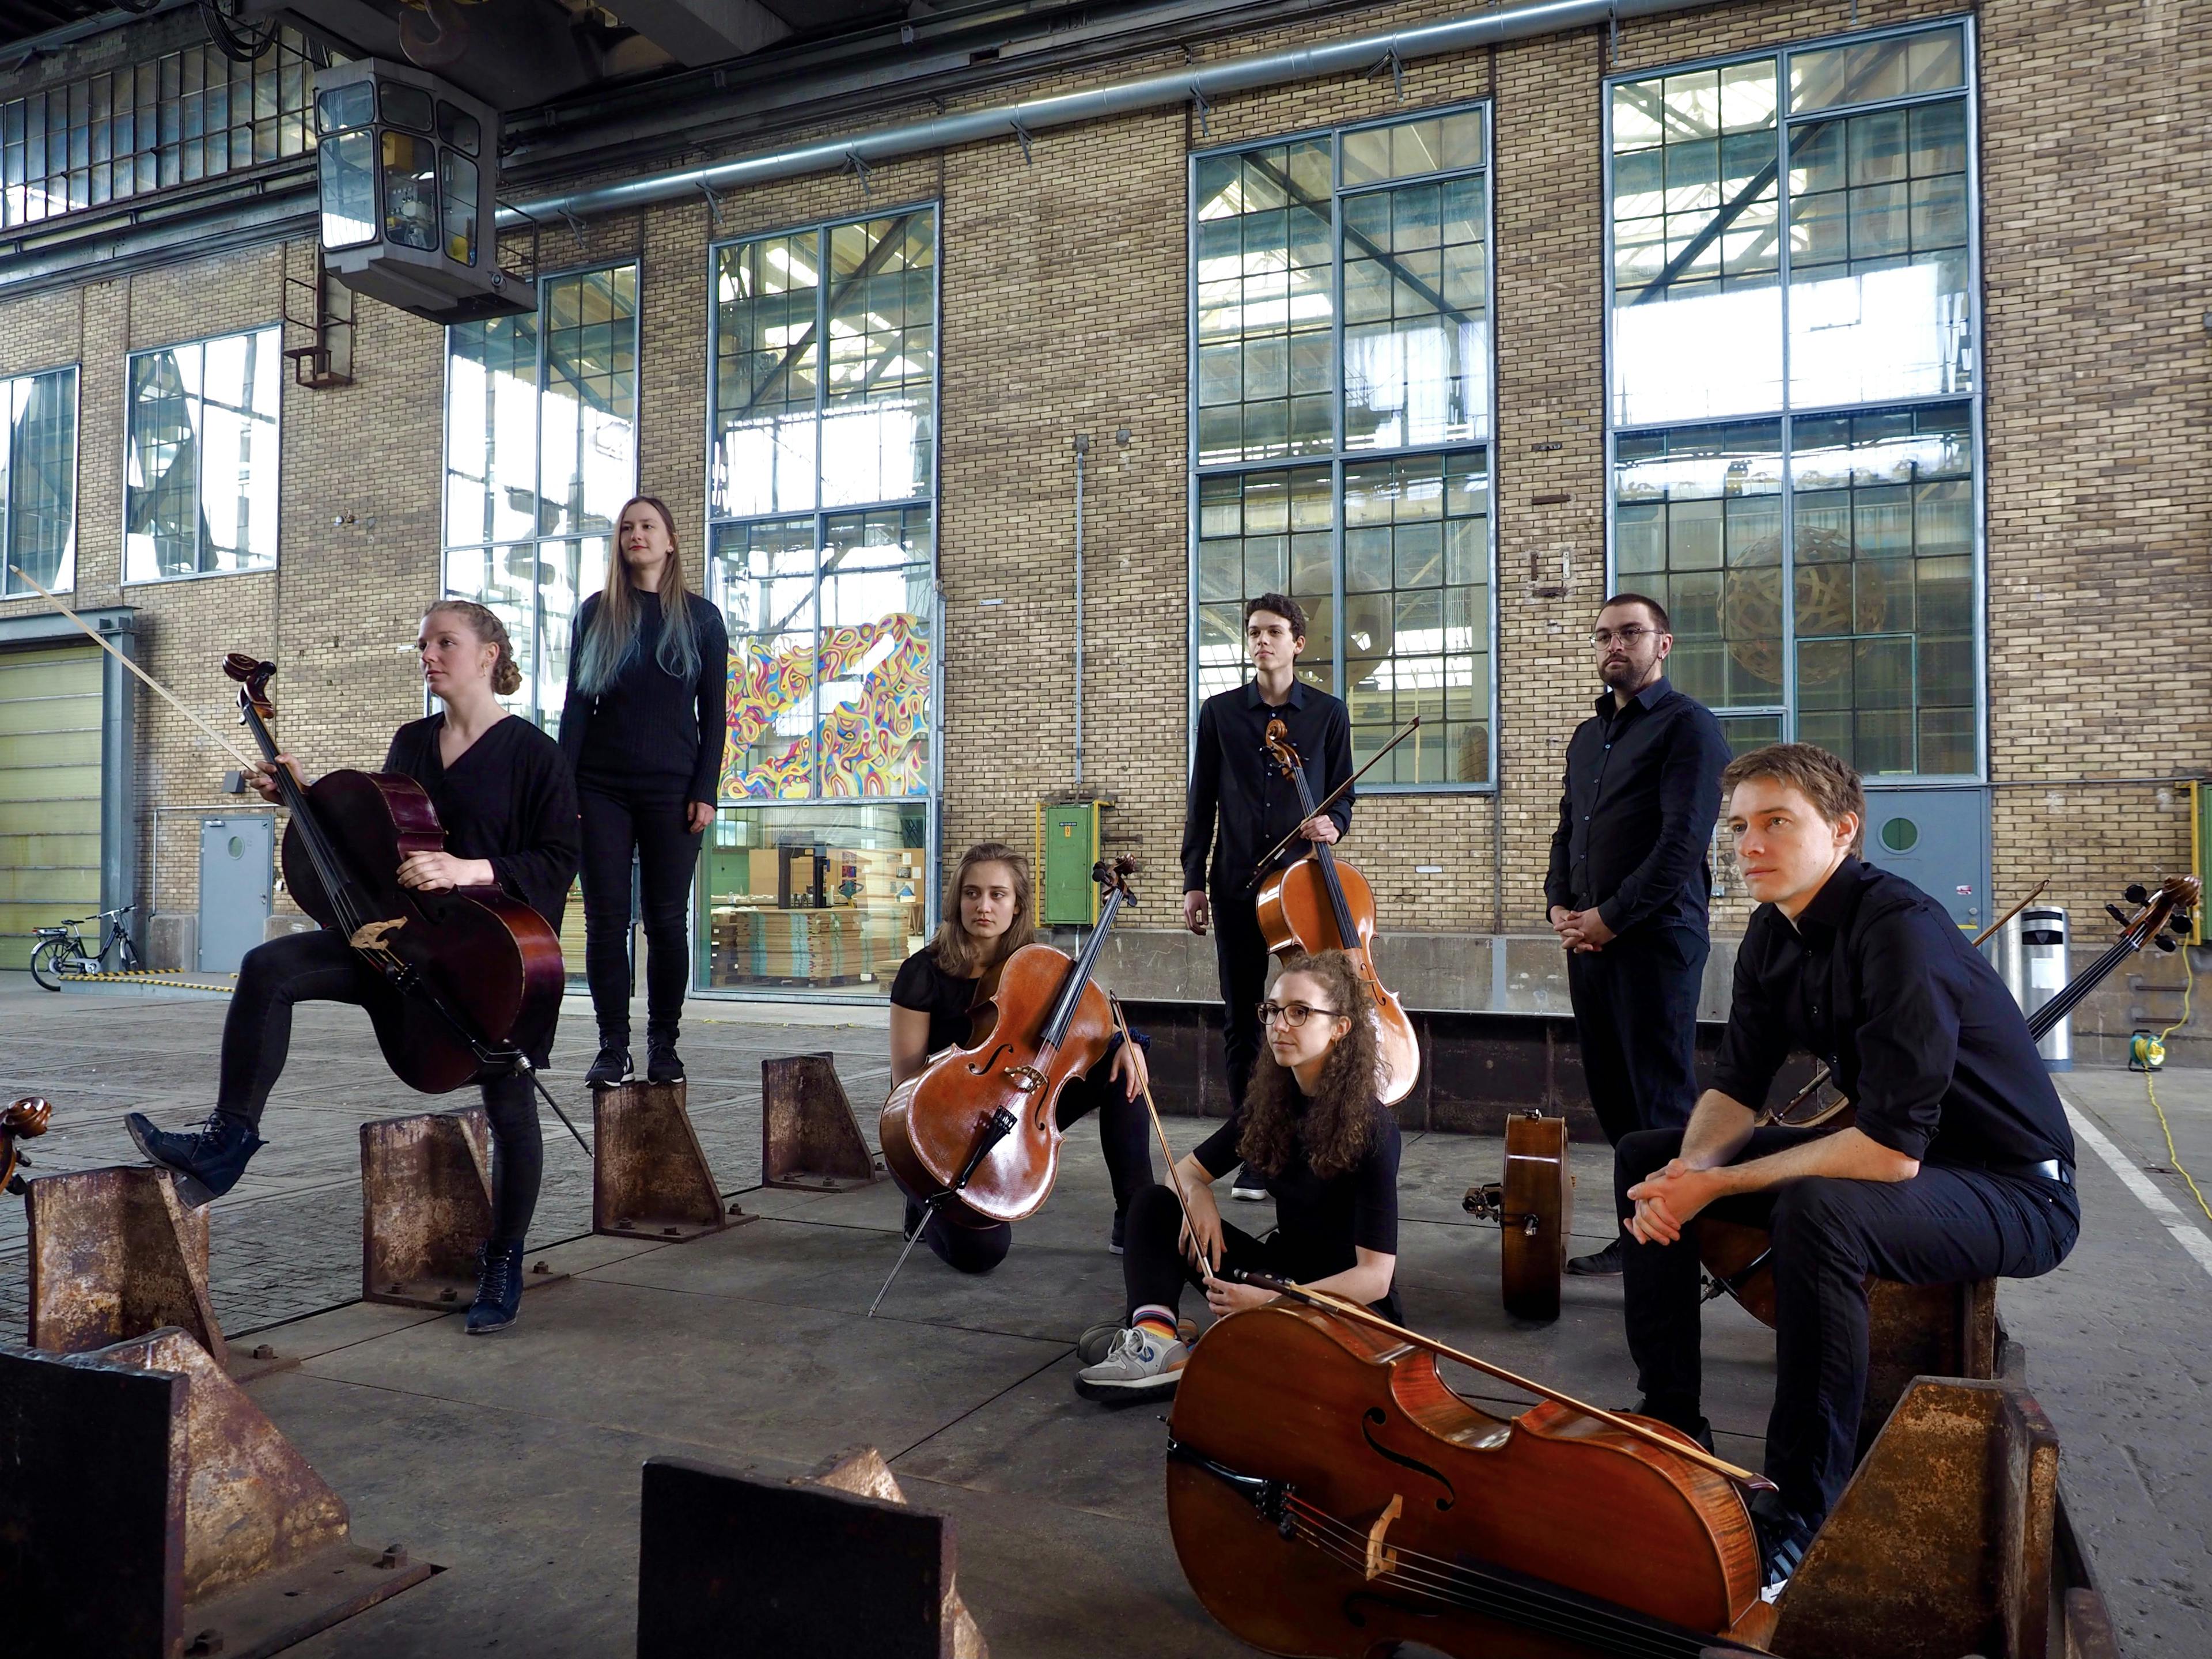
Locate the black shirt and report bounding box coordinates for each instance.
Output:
[382,714,582,933]
[1182,679,1354,896]
[1192,1096,1401,1281]
[1711,858,2075,1171]
[558,589,731,804]
[1544,677,1729,937]
[889,946,984,1056]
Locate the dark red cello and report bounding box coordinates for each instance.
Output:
[225,653,568,1100]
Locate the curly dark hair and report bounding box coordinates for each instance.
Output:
[1237,949,1382,1181]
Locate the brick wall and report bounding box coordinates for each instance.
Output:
[0,0,2203,1024]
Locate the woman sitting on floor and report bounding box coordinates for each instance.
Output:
[1075,948,1400,1401]
[887,839,1153,1273]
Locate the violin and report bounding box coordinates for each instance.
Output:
[225,653,565,1095]
[1166,1294,1776,1658]
[879,858,1137,1228]
[1255,719,1420,1106]
[1,1096,52,1193]
[1701,874,2200,1325]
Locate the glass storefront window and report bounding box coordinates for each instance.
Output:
[698,801,929,993]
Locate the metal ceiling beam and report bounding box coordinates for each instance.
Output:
[499,0,1728,227]
[612,0,791,66]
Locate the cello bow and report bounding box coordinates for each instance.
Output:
[1243,715,1421,891]
[1229,1270,1776,1493]
[1108,993,1217,1287]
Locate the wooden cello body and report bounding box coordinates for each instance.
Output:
[879,859,1135,1227]
[226,653,565,1095]
[1253,720,1421,1106]
[1166,1301,1772,1658]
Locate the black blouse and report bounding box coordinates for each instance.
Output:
[558,589,730,804]
[1193,1093,1402,1283]
[382,714,581,931]
[889,946,984,1056]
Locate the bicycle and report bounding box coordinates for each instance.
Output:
[28,904,142,990]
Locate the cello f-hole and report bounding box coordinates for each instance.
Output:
[965,1041,1016,1078]
[1360,1408,1457,1510]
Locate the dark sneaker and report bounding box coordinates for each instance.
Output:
[1074,1325,1188,1401]
[1566,1236,1625,1276]
[465,1238,526,1335]
[1626,1397,1714,1453]
[585,1044,632,1089]
[1229,1165,1267,1202]
[1751,1501,1813,1601]
[645,1033,684,1085]
[1109,1211,1125,1255]
[125,1110,263,1207]
[1078,1315,1198,1366]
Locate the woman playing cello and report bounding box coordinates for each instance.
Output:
[1075,948,1400,1401]
[887,841,1153,1273]
[127,600,580,1336]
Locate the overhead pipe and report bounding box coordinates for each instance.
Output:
[498,0,1721,226]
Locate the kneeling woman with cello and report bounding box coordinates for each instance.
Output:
[128,601,579,1336]
[888,842,1153,1272]
[1076,948,1399,1402]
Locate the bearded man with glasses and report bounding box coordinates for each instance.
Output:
[1544,593,1730,1276]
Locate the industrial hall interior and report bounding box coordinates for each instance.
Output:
[0,0,2207,1656]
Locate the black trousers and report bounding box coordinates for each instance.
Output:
[217,930,547,1243]
[1567,922,1707,1143]
[1118,1180,1403,1323]
[903,1061,1156,1274]
[1616,1126,2080,1530]
[1210,885,1271,1109]
[578,783,703,1042]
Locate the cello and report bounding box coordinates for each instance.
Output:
[224,653,569,1099]
[1166,1285,1777,1659]
[1700,874,2199,1325]
[1255,719,1420,1105]
[1,1096,52,1194]
[878,857,1139,1238]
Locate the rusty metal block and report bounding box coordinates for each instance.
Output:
[762,1053,885,1191]
[0,1329,435,1659]
[361,1108,567,1310]
[593,1081,746,1241]
[1774,1376,2059,1659]
[806,1447,986,1658]
[25,1164,227,1365]
[1862,1276,1997,1452]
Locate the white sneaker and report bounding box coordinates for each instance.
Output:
[1074,1325,1188,1401]
[1230,1165,1267,1202]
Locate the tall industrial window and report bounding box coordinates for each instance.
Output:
[1608,20,1978,777]
[1192,105,1494,787]
[442,264,637,729]
[124,327,280,583]
[702,208,937,996]
[0,366,78,597]
[1,30,321,231]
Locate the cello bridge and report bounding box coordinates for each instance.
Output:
[1001,1065,1046,1093]
[349,918,408,952]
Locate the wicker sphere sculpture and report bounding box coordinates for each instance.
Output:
[1718,525,1884,684]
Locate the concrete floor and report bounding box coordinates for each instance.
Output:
[3,973,2209,1656]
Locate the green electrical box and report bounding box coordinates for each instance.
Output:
[1037,801,1103,925]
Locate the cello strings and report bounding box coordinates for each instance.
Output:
[1274,1503,1716,1659]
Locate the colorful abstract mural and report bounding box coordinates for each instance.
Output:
[720,611,930,799]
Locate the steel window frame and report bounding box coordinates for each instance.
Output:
[0,361,82,600]
[118,320,284,588]
[1599,12,1985,785]
[1187,97,1501,797]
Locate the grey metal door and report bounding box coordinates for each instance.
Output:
[1861,787,1991,930]
[199,815,274,972]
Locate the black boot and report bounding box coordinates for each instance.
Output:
[585,1034,632,1088]
[645,1026,684,1085]
[125,1109,264,1207]
[465,1237,526,1335]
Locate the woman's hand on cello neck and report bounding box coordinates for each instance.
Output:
[247,755,306,804]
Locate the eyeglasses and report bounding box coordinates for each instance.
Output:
[1589,626,1658,648]
[1258,1000,1342,1028]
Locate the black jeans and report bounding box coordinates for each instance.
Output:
[1209,886,1271,1109]
[1616,1126,2080,1530]
[578,783,703,1043]
[1567,922,1707,1143]
[217,930,546,1243]
[1118,1180,1403,1323]
[903,1059,1155,1274]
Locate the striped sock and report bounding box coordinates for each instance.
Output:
[1132,1305,1179,1346]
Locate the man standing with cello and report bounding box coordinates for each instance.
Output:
[1616,742,2078,1594]
[1546,592,1730,1274]
[1182,594,1353,1202]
